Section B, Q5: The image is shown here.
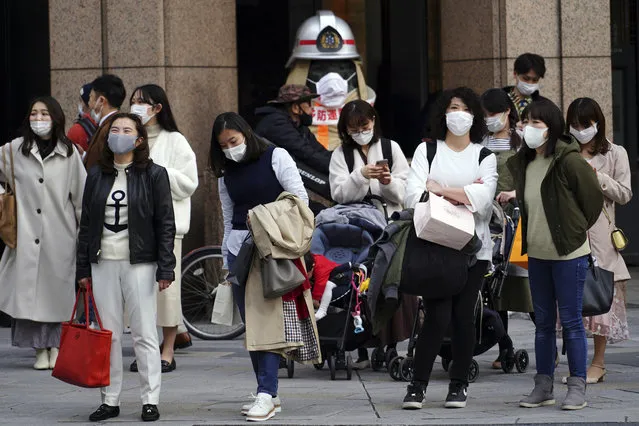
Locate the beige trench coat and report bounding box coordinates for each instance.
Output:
[244,193,320,363]
[587,142,632,281]
[0,138,86,322]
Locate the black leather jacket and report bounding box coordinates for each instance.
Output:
[76,162,176,282]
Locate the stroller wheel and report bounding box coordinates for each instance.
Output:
[501,350,515,374]
[371,347,385,371]
[468,359,479,383]
[399,357,414,382]
[287,359,295,378]
[388,356,404,381]
[515,349,529,373]
[346,355,353,380]
[441,358,451,372]
[314,360,325,370]
[385,348,398,368]
[328,354,337,380]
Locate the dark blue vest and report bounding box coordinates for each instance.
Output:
[224,146,285,230]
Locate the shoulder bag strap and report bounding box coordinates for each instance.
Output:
[9,143,15,194]
[381,138,394,170]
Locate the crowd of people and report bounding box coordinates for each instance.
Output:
[0,51,633,422]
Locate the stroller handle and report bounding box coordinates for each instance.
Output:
[363,194,390,222]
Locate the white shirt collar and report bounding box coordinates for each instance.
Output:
[100,110,118,126]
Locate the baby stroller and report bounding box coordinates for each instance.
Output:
[310,200,388,380]
[389,202,529,383]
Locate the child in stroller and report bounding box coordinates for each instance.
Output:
[388,201,529,382]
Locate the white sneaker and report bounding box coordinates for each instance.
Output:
[48,348,59,369]
[246,392,276,422]
[241,394,281,416]
[34,349,49,370]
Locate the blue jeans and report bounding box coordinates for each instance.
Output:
[228,253,279,397]
[528,256,588,379]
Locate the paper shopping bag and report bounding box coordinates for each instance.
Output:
[52,287,112,388]
[413,193,475,250]
[211,282,241,326]
[509,221,528,269]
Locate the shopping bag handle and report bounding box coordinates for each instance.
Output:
[68,285,106,331]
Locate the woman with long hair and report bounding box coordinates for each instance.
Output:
[0,96,86,370]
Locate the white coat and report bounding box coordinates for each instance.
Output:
[0,138,86,322]
[148,129,198,238]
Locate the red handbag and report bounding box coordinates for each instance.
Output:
[52,285,112,388]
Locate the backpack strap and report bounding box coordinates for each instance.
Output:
[77,116,97,140]
[426,141,437,169]
[343,146,355,173]
[381,137,394,171]
[478,147,492,165]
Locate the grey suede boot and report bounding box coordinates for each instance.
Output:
[519,374,556,408]
[561,376,587,410]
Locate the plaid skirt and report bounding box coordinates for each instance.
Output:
[283,300,320,362]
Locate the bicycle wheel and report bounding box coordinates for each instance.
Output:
[181,246,245,340]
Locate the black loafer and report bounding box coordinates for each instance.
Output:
[161,359,176,373]
[89,404,120,422]
[141,404,160,422]
[130,359,138,372]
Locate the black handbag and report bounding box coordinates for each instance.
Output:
[400,227,478,299]
[582,255,614,317]
[228,235,255,287]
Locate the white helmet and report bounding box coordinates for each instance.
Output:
[286,10,360,68]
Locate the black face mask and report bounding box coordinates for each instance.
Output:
[299,112,313,127]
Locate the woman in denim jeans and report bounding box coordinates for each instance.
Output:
[505,99,603,410]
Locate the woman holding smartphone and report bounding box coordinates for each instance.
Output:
[329,100,409,216]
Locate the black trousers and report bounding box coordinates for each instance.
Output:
[412,260,489,386]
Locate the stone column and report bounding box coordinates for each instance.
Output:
[439,0,612,132]
[49,0,237,251]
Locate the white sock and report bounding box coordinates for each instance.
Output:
[315,281,337,321]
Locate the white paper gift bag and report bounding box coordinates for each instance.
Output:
[211,282,241,326]
[413,192,476,250]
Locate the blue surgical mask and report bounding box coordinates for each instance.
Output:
[107,133,138,154]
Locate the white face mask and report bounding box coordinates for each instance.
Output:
[130,104,155,125]
[91,99,103,123]
[223,143,247,162]
[308,72,355,108]
[523,125,548,149]
[517,79,540,96]
[78,104,85,118]
[446,111,474,136]
[350,129,374,146]
[516,128,525,139]
[485,112,507,133]
[30,120,52,137]
[569,122,598,144]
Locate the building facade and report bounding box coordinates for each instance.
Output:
[1,0,637,261]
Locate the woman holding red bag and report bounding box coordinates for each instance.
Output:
[76,113,176,422]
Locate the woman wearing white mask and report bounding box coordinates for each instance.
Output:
[0,97,86,370]
[563,97,632,384]
[77,113,176,422]
[505,99,603,410]
[329,100,410,215]
[403,87,497,410]
[128,84,198,374]
[210,112,308,422]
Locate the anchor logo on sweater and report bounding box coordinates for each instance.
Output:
[105,190,128,233]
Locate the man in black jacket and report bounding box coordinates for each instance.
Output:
[255,84,332,174]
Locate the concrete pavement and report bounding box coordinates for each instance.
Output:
[1,275,639,425]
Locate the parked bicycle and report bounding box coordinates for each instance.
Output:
[180,245,245,340]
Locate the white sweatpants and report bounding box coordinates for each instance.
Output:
[92,260,161,406]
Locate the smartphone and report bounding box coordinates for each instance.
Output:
[375,159,389,167]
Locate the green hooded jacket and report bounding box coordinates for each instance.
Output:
[506,136,603,256]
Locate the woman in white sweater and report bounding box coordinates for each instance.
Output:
[129,84,198,373]
[402,87,497,410]
[329,100,409,216]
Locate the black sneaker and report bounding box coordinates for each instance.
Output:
[89,404,120,422]
[402,383,426,410]
[444,382,468,408]
[141,404,160,422]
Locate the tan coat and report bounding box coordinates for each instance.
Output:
[244,193,320,363]
[587,142,632,281]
